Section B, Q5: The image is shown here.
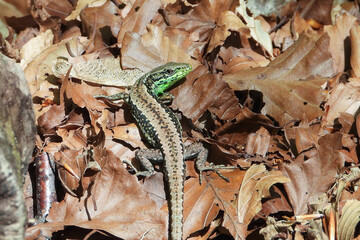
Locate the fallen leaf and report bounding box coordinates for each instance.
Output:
[279,133,344,215]
[223,33,332,125]
[29,150,167,240]
[183,169,246,239]
[207,10,247,54]
[235,0,274,58]
[65,0,107,21]
[321,79,360,134]
[214,107,274,146]
[350,25,360,78]
[24,36,87,95]
[117,0,163,46]
[172,65,241,127]
[324,13,357,74]
[245,127,271,157]
[19,29,54,69]
[337,200,360,240]
[237,164,289,225]
[220,47,270,74]
[121,24,200,71]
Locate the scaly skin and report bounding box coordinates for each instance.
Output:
[126,63,191,240]
[95,63,233,239]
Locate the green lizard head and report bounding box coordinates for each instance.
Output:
[149,62,192,95]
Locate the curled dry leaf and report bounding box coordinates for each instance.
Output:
[235,0,273,58]
[19,29,54,69]
[223,33,332,125]
[324,13,356,74]
[337,200,360,240]
[214,107,274,147]
[273,13,314,50]
[207,10,247,54]
[112,123,146,149]
[80,0,122,38]
[122,24,200,71]
[237,164,289,225]
[280,133,344,215]
[221,47,270,74]
[65,0,107,21]
[24,36,87,94]
[186,0,238,24]
[183,169,246,239]
[321,79,360,134]
[245,126,271,157]
[350,25,360,78]
[283,120,321,156]
[27,150,167,240]
[61,76,108,133]
[117,0,163,46]
[172,65,241,127]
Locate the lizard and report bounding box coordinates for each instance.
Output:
[95,62,232,240]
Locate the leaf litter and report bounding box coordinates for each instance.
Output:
[1,0,360,239]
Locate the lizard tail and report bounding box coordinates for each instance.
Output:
[168,177,184,240]
[166,158,186,240]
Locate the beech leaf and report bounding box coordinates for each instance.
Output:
[237,164,289,225]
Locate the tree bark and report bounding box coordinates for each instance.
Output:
[0,53,36,239]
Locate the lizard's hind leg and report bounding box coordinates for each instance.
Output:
[134,149,164,177]
[185,142,236,184]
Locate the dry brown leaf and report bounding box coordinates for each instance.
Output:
[24,36,86,95]
[65,0,107,21]
[221,47,270,74]
[350,25,360,78]
[207,10,246,54]
[324,13,357,74]
[301,0,332,25]
[321,79,360,134]
[37,104,66,135]
[27,150,167,239]
[80,0,122,39]
[273,13,313,50]
[284,120,321,156]
[235,0,273,58]
[279,133,344,215]
[29,0,74,26]
[172,65,241,127]
[223,33,332,125]
[117,0,163,46]
[214,107,274,147]
[19,29,54,69]
[237,164,289,225]
[56,126,89,151]
[245,127,271,157]
[121,24,200,71]
[60,75,110,134]
[187,0,238,23]
[183,169,246,239]
[0,0,25,21]
[112,123,146,149]
[261,185,293,216]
